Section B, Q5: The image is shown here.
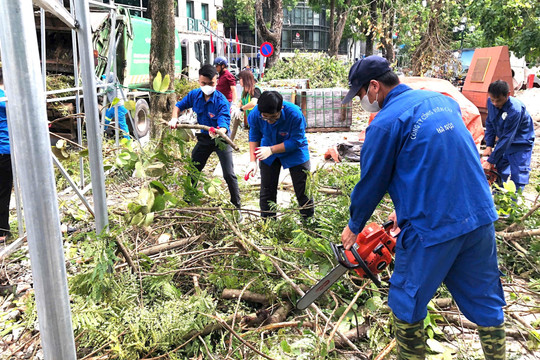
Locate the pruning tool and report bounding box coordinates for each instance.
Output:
[296,220,396,310]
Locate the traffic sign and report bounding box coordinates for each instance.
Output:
[260,42,274,57]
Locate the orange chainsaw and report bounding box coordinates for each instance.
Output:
[297,220,396,310]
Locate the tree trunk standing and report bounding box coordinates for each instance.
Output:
[410,0,456,76]
[327,0,352,57]
[365,0,378,56]
[379,0,394,62]
[255,0,283,69]
[149,0,176,138]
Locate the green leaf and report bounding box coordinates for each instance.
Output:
[143,212,154,226]
[149,180,168,194]
[153,72,162,92]
[124,100,136,111]
[152,195,166,212]
[134,161,145,178]
[503,180,516,193]
[111,97,120,107]
[160,74,171,92]
[145,162,166,177]
[280,340,291,353]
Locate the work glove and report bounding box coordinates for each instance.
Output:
[255,146,273,160]
[244,161,258,181]
[209,126,225,139]
[168,117,179,129]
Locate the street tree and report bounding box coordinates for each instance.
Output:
[309,0,355,57]
[148,0,176,136]
[468,0,540,63]
[255,0,284,68]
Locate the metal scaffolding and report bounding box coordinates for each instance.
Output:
[0,0,114,357]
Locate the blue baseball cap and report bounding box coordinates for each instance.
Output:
[342,55,392,104]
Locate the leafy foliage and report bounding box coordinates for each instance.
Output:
[263,51,350,88]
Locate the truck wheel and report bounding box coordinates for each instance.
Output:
[128,99,150,138]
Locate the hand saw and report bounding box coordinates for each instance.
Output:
[296,221,395,310]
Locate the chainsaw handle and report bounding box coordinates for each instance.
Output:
[331,242,359,269]
[382,220,394,231]
[350,244,382,287]
[330,242,382,288]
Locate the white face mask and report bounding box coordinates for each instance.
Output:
[360,87,381,113]
[201,85,216,96]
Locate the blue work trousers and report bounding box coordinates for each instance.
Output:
[388,222,505,327]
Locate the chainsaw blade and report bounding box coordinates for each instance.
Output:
[296,264,348,310]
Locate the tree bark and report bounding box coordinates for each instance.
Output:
[328,0,352,57]
[255,0,283,69]
[149,0,176,138]
[365,0,378,56]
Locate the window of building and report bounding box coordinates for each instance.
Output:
[313,31,320,49]
[282,30,290,49]
[186,1,194,18]
[313,12,320,26]
[293,8,304,25]
[307,9,313,24]
[201,3,208,20]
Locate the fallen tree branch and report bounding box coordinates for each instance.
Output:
[438,314,523,339]
[160,120,239,151]
[203,313,277,360]
[327,281,369,347]
[373,338,396,360]
[267,302,292,324]
[498,228,540,240]
[138,235,202,256]
[116,236,137,273]
[0,235,27,260]
[222,289,272,305]
[504,203,540,233]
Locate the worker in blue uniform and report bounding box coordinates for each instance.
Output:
[0,72,12,242]
[483,80,535,191]
[169,64,241,214]
[245,91,314,219]
[340,56,506,359]
[103,73,130,139]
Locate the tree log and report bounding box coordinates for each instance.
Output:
[222,289,272,305]
[138,235,202,256]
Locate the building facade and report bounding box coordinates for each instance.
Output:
[281,2,329,53]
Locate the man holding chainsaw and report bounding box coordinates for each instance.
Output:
[482,80,535,192]
[341,56,505,359]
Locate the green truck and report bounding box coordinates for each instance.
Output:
[43,5,182,140]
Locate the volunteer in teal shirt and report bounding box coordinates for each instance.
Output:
[340,56,505,359]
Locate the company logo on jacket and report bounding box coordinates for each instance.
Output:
[208,112,215,118]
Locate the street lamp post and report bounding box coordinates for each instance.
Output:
[453,17,475,51]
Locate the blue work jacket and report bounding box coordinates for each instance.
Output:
[349,84,497,247]
[0,89,9,154]
[485,96,534,165]
[175,89,231,133]
[248,101,310,169]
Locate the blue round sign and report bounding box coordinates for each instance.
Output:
[260,42,274,57]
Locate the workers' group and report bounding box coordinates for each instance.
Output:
[168,55,534,360]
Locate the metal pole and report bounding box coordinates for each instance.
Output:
[0,1,76,359]
[40,9,46,89]
[51,153,95,217]
[70,0,85,188]
[73,0,109,233]
[6,107,25,237]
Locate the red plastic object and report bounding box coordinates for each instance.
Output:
[345,222,396,279]
[528,74,535,89]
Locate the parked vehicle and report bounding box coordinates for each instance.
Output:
[229,63,239,78]
[40,5,183,141]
